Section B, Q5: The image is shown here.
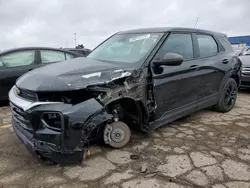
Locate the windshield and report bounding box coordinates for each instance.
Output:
[245,48,250,55]
[88,33,163,63]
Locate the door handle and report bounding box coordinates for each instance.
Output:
[222,59,229,64]
[28,69,33,71]
[189,65,199,71]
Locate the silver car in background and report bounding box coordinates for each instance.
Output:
[239,47,250,88]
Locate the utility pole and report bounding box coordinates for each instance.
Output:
[194,17,199,28]
[74,33,77,48]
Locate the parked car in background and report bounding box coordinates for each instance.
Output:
[239,47,250,88]
[232,46,246,56]
[0,47,83,100]
[9,27,241,164]
[239,47,250,56]
[63,48,91,57]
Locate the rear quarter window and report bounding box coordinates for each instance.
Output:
[217,36,233,52]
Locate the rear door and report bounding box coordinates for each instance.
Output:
[0,49,39,100]
[194,33,228,108]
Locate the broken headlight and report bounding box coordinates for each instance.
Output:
[41,112,62,131]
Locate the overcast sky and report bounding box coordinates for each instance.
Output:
[0,0,249,50]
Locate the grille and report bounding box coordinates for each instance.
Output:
[242,67,250,71]
[18,89,37,101]
[10,103,33,130]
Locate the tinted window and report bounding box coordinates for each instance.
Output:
[0,50,35,68]
[41,50,66,64]
[217,36,233,52]
[155,33,193,61]
[197,35,218,57]
[65,53,74,60]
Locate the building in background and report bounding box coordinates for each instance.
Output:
[228,35,250,48]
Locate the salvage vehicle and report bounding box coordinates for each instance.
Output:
[0,47,83,100]
[9,27,242,164]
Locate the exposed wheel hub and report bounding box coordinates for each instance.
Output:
[103,121,131,148]
[111,128,125,142]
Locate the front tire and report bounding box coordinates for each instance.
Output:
[214,78,238,112]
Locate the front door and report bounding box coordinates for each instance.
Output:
[0,50,39,99]
[151,33,200,120]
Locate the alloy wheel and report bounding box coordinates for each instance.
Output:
[224,82,237,109]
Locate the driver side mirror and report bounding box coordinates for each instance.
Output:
[153,53,184,67]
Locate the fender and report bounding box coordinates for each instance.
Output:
[219,57,242,92]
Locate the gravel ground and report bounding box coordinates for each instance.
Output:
[0,91,250,188]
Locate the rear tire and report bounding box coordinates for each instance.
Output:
[104,121,131,148]
[214,78,238,112]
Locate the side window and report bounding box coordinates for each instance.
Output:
[65,53,74,60]
[155,33,194,61]
[0,50,35,68]
[244,48,250,55]
[40,50,66,64]
[197,35,218,57]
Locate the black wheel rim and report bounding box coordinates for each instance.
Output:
[224,82,237,109]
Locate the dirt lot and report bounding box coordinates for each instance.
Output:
[1,92,250,188]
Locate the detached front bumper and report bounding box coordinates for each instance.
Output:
[12,117,85,164]
[9,86,111,164]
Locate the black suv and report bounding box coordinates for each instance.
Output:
[9,27,242,164]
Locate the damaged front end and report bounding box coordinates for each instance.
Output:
[9,87,112,164]
[9,67,150,164]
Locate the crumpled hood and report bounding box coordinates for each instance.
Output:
[16,57,133,91]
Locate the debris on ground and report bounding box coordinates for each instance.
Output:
[130,154,140,160]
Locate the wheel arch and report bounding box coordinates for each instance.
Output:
[105,97,148,130]
[231,74,240,87]
[219,70,239,92]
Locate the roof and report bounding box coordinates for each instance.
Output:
[118,27,225,36]
[63,48,91,52]
[0,47,83,56]
[228,35,250,45]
